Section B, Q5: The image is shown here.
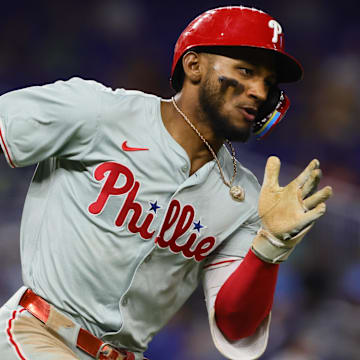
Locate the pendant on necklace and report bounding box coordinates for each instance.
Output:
[230,185,245,201]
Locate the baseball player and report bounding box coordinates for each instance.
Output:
[0,6,332,360]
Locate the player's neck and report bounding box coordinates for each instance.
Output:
[161,94,223,174]
[162,91,224,152]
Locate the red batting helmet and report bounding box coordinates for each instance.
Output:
[170,6,303,91]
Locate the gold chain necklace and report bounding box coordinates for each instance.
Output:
[171,97,245,201]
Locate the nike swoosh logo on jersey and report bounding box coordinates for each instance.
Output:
[121,141,149,151]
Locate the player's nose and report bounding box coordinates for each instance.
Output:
[246,77,268,102]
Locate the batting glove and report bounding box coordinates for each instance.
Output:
[252,156,333,264]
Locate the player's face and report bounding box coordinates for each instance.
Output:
[198,48,277,142]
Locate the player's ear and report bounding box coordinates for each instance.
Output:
[182,51,203,85]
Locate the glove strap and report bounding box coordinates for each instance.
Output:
[252,224,313,264]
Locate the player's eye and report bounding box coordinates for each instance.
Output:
[237,67,253,76]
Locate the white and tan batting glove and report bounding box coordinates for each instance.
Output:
[252,156,333,264]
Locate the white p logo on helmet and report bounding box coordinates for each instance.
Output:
[268,19,282,43]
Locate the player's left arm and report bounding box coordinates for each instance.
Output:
[203,157,332,358]
[203,251,274,359]
[215,158,332,340]
[213,249,278,341]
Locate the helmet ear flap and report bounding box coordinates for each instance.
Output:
[253,88,290,140]
[256,86,281,121]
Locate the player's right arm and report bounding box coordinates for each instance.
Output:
[0,78,102,168]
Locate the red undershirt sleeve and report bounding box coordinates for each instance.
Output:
[214,248,279,341]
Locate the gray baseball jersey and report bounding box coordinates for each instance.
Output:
[0,78,270,359]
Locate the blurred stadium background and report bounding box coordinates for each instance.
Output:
[0,1,359,359]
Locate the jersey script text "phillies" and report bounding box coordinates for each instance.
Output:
[88,162,216,261]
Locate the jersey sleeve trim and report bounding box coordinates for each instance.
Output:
[0,116,16,168]
[203,259,237,269]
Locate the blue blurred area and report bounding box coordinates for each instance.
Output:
[0,1,359,359]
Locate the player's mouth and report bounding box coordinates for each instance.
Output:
[237,106,257,122]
